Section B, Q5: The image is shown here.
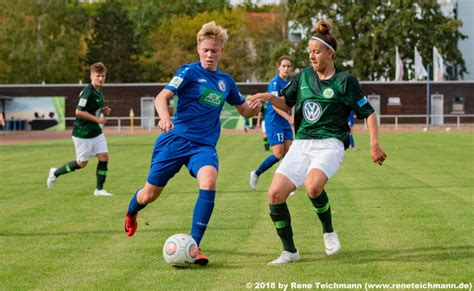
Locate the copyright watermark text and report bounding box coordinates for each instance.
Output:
[244,281,472,290]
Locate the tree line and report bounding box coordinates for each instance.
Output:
[0,0,466,84]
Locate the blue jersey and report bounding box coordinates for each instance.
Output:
[265,75,291,130]
[165,62,245,147]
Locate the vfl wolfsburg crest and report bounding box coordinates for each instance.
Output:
[303,101,322,123]
[323,88,334,98]
[199,88,225,107]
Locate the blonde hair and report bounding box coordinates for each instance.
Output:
[90,62,106,74]
[196,21,228,47]
[310,20,337,52]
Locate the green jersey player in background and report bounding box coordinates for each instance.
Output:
[47,62,114,197]
[249,20,387,265]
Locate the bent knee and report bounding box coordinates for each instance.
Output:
[305,185,324,198]
[273,152,284,160]
[267,187,285,205]
[199,177,217,190]
[77,161,88,168]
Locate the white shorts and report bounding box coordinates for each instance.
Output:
[275,138,345,188]
[72,134,108,162]
[261,121,266,133]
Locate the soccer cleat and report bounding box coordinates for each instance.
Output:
[47,168,57,189]
[194,248,209,266]
[268,250,300,266]
[249,171,259,190]
[289,190,296,196]
[323,231,341,256]
[94,189,114,197]
[124,212,137,237]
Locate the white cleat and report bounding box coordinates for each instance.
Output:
[268,250,300,266]
[249,171,259,190]
[47,168,57,189]
[289,191,296,196]
[323,232,341,256]
[94,189,114,197]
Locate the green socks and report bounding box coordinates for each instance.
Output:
[96,161,108,190]
[269,203,297,253]
[309,189,334,233]
[54,161,80,177]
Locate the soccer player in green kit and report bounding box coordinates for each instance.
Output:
[47,62,114,197]
[248,20,387,265]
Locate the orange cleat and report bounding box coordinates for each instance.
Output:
[194,248,209,266]
[124,212,137,237]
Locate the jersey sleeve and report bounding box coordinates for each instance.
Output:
[343,75,374,119]
[268,79,279,97]
[226,79,245,106]
[165,64,192,94]
[281,73,300,108]
[76,86,91,110]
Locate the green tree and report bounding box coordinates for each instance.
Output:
[0,0,86,83]
[142,8,253,82]
[122,0,230,56]
[86,1,140,83]
[287,0,466,80]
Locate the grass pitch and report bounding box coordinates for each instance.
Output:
[0,132,473,289]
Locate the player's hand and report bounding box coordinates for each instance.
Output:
[371,143,387,165]
[247,93,270,108]
[102,106,112,116]
[249,101,262,115]
[158,118,174,133]
[97,117,107,124]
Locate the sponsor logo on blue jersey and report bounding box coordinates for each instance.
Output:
[199,88,225,107]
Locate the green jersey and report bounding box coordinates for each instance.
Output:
[72,84,104,138]
[282,67,374,149]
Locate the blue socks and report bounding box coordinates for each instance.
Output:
[127,189,147,216]
[191,189,215,246]
[255,154,280,176]
[349,134,356,148]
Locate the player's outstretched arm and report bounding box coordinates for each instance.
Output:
[366,113,387,165]
[155,89,175,133]
[248,93,291,112]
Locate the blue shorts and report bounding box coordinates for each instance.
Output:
[266,126,293,146]
[147,133,219,187]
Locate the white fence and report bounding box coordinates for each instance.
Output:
[63,114,474,131]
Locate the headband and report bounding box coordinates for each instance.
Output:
[310,36,336,53]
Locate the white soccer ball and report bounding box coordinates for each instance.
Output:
[162,234,198,267]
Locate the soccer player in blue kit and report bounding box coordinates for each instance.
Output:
[348,111,357,151]
[124,21,261,266]
[250,56,294,190]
